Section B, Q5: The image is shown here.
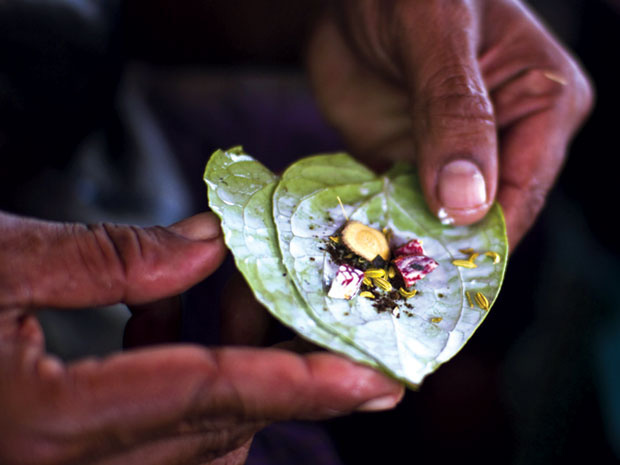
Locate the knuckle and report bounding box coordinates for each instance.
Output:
[507,68,568,115]
[534,64,594,124]
[0,217,45,308]
[78,222,163,302]
[494,63,593,128]
[425,64,484,98]
[570,64,595,120]
[420,91,496,140]
[72,222,127,301]
[426,90,495,127]
[420,66,495,132]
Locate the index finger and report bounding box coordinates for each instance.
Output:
[497,98,589,249]
[483,19,594,248]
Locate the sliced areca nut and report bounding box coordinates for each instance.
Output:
[341,221,390,262]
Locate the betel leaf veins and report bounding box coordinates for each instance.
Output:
[204,147,508,388]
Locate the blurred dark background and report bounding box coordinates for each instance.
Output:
[1,1,619,464]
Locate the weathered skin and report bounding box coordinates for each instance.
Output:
[308,0,593,251]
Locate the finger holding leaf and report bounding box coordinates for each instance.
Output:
[307,0,593,250]
[0,211,401,465]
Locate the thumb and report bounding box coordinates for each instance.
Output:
[400,2,497,225]
[0,211,227,309]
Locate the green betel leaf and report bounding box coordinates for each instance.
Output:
[205,148,508,388]
[204,147,380,367]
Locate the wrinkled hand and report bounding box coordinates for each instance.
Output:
[308,0,593,249]
[0,211,403,465]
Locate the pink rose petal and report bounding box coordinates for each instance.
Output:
[393,255,438,287]
[328,265,364,300]
[394,239,425,256]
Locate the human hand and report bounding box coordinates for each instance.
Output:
[0,211,403,465]
[307,0,593,250]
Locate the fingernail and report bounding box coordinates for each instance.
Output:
[357,394,401,412]
[169,213,221,241]
[438,159,487,212]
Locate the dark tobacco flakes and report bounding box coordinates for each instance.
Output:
[323,236,373,271]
